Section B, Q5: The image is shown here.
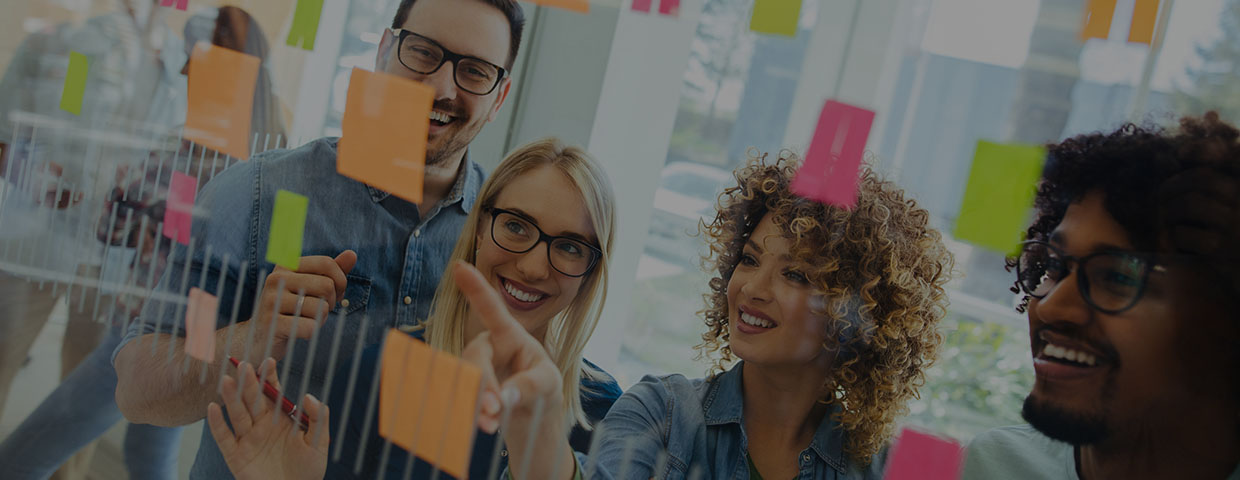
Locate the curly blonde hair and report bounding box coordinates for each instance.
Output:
[695,152,954,464]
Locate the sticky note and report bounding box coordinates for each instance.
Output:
[338,68,432,204]
[632,0,652,13]
[286,0,326,51]
[659,0,681,16]
[163,171,197,245]
[185,287,219,362]
[954,140,1046,255]
[882,428,963,480]
[1080,0,1117,41]
[751,0,802,37]
[160,0,188,10]
[60,52,88,116]
[530,0,589,13]
[185,42,260,160]
[790,100,876,209]
[379,329,481,480]
[1128,0,1160,44]
[266,190,309,270]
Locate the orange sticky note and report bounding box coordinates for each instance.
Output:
[185,42,259,160]
[379,329,481,479]
[1128,0,1160,44]
[338,68,432,204]
[185,287,219,361]
[1080,0,1117,41]
[531,0,589,13]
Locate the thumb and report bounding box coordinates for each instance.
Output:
[335,250,358,274]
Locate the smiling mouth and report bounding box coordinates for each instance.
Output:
[429,110,456,127]
[500,277,546,304]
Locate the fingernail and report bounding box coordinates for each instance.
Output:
[482,392,500,415]
[501,386,520,407]
[305,393,319,406]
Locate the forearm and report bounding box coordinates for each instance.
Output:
[114,324,248,426]
[505,414,576,480]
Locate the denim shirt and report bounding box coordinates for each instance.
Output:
[587,362,888,480]
[325,328,624,479]
[115,137,484,480]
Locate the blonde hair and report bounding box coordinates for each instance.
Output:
[420,137,615,429]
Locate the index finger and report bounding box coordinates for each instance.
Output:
[452,261,529,342]
[294,256,348,300]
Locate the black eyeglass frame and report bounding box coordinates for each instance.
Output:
[391,28,508,96]
[1016,240,1168,314]
[486,208,603,278]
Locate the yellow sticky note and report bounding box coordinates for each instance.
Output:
[185,42,260,160]
[1128,0,1160,45]
[750,0,802,37]
[60,52,88,115]
[954,140,1046,255]
[530,0,589,13]
[338,68,432,204]
[379,329,480,480]
[1080,0,1117,41]
[185,287,219,361]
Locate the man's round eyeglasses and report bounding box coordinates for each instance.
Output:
[1016,240,1167,314]
[392,29,507,96]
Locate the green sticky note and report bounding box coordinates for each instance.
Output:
[750,0,803,37]
[286,0,326,51]
[60,52,88,115]
[954,140,1047,255]
[266,190,309,270]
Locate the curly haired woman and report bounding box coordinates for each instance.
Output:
[455,152,955,479]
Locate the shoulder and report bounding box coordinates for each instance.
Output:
[962,425,1073,480]
[617,373,708,415]
[253,137,339,175]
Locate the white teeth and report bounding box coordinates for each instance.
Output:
[1042,342,1097,366]
[503,280,544,303]
[739,312,774,329]
[429,111,452,123]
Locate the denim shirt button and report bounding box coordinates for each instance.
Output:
[501,449,508,457]
[802,454,810,463]
[404,296,412,305]
[340,299,350,308]
[414,229,421,238]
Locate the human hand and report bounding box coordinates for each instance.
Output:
[207,358,330,480]
[32,161,84,209]
[236,251,357,363]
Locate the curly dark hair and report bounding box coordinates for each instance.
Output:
[1006,112,1240,312]
[694,151,955,464]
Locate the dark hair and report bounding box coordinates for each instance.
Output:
[1007,112,1240,310]
[390,0,526,70]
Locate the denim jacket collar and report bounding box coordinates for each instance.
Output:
[359,146,479,214]
[702,362,851,474]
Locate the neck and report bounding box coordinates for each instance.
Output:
[421,150,466,213]
[741,361,832,447]
[1077,402,1240,480]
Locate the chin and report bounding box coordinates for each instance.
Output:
[1021,393,1110,446]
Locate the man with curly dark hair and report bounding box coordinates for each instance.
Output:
[962,113,1240,480]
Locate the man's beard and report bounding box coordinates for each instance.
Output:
[1022,394,1110,446]
[426,102,480,167]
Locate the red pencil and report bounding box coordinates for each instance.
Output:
[228,356,311,430]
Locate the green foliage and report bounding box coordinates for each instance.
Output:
[1176,0,1240,124]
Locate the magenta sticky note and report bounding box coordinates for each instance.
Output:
[659,0,681,15]
[632,0,653,12]
[160,0,188,10]
[882,428,964,480]
[163,171,197,245]
[185,287,219,362]
[790,99,875,209]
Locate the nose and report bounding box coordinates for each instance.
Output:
[739,265,775,303]
[1030,268,1092,327]
[515,240,552,282]
[422,61,458,103]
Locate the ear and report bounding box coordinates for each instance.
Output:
[486,78,513,123]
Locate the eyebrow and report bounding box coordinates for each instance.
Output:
[744,239,794,262]
[504,207,596,244]
[1048,230,1134,255]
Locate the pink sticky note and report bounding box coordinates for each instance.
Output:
[882,428,964,480]
[790,99,875,209]
[659,0,681,15]
[632,0,653,12]
[185,287,219,362]
[160,0,188,10]
[163,171,197,245]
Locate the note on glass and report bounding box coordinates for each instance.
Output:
[1080,0,1117,41]
[882,428,964,480]
[160,0,188,11]
[750,0,802,37]
[185,287,219,362]
[185,42,259,160]
[338,68,432,204]
[163,171,198,245]
[954,140,1047,255]
[286,0,326,51]
[60,52,88,116]
[632,0,653,13]
[379,329,481,480]
[659,0,681,16]
[530,0,589,14]
[266,190,309,270]
[1128,0,1161,44]
[790,100,876,209]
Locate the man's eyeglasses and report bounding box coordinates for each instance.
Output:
[487,208,602,278]
[1016,240,1167,314]
[392,29,507,96]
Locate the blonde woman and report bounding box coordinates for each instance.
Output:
[459,153,955,479]
[207,138,620,480]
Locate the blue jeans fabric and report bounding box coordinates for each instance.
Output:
[0,329,182,480]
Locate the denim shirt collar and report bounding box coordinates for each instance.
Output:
[360,147,479,214]
[703,362,851,474]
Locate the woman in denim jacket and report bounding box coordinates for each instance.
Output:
[460,152,955,480]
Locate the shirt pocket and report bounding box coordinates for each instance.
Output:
[331,274,371,316]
